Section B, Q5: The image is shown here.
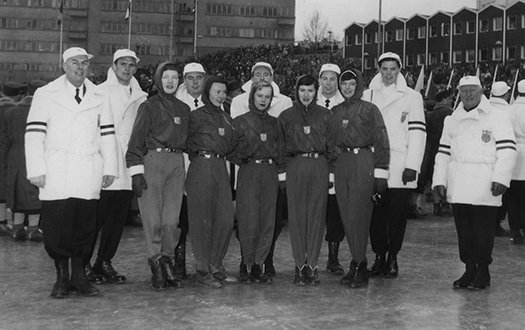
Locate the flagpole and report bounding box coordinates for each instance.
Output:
[128,0,132,49]
[490,65,498,97]
[510,68,520,105]
[446,69,454,89]
[193,0,198,56]
[169,0,174,62]
[59,20,63,70]
[425,71,433,98]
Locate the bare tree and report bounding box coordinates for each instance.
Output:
[302,10,329,48]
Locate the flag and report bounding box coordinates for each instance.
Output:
[475,66,480,78]
[125,0,131,20]
[57,0,64,26]
[446,69,454,89]
[425,71,438,101]
[414,66,425,93]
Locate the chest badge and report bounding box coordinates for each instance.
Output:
[303,125,310,135]
[400,111,409,123]
[481,130,492,143]
[342,119,349,128]
[218,127,225,136]
[173,116,181,125]
[260,133,267,142]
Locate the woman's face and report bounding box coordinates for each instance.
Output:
[161,69,179,94]
[297,84,316,106]
[208,82,227,107]
[253,86,273,111]
[340,79,357,99]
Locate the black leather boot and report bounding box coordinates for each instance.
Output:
[264,244,276,277]
[93,260,126,284]
[249,264,263,283]
[174,239,187,279]
[369,254,387,277]
[160,256,183,288]
[340,260,357,285]
[468,264,491,290]
[294,265,307,286]
[304,265,320,285]
[70,257,99,296]
[84,263,104,284]
[384,253,398,278]
[148,257,167,290]
[326,242,344,274]
[51,258,69,298]
[453,264,477,289]
[433,203,443,216]
[239,261,249,283]
[350,261,369,288]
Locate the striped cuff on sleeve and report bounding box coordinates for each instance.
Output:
[26,121,47,134]
[496,139,516,151]
[100,124,115,136]
[408,121,426,132]
[437,144,450,156]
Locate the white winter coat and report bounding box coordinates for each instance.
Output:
[509,97,525,180]
[362,73,426,189]
[230,80,292,119]
[432,96,516,206]
[99,68,147,190]
[25,75,118,200]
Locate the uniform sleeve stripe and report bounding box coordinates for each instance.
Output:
[408,127,426,132]
[497,146,517,151]
[438,150,451,156]
[26,121,47,127]
[439,144,450,149]
[100,124,114,129]
[101,131,115,136]
[496,139,516,145]
[408,121,426,126]
[25,128,47,134]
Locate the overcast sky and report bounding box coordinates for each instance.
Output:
[295,0,478,41]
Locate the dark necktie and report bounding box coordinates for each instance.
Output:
[194,99,199,108]
[75,88,82,104]
[325,99,330,108]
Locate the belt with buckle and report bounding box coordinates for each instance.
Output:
[300,152,320,159]
[342,146,368,154]
[154,147,182,153]
[198,150,225,159]
[253,158,274,165]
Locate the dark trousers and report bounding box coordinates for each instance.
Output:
[506,180,525,232]
[452,203,497,266]
[41,198,97,260]
[325,194,344,242]
[178,195,189,243]
[187,156,234,273]
[287,156,328,268]
[370,188,411,256]
[236,163,278,266]
[85,190,133,264]
[336,150,375,263]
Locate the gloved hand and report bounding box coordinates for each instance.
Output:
[279,181,286,192]
[491,182,507,197]
[132,174,148,197]
[402,168,417,185]
[374,178,388,194]
[434,185,446,199]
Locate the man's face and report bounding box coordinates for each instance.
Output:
[253,86,273,111]
[161,69,179,95]
[319,71,338,97]
[459,85,483,110]
[340,79,357,99]
[184,72,204,97]
[252,67,272,84]
[63,55,89,87]
[208,82,227,107]
[379,60,400,86]
[112,56,137,85]
[298,84,316,107]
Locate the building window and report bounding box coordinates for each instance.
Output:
[346,35,352,46]
[239,28,254,38]
[430,53,439,64]
[479,19,489,32]
[385,30,393,42]
[521,45,525,59]
[355,33,362,45]
[453,50,462,63]
[507,46,517,60]
[441,51,449,63]
[479,48,489,62]
[454,22,462,35]
[493,17,502,31]
[466,20,475,34]
[442,22,450,36]
[395,29,404,41]
[407,27,416,40]
[522,14,525,28]
[365,32,375,44]
[507,15,517,30]
[429,25,438,38]
[417,53,425,65]
[465,49,475,63]
[417,26,426,39]
[406,55,415,66]
[492,47,502,61]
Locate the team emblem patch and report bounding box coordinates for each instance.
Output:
[342,119,349,128]
[481,130,491,143]
[260,133,267,142]
[400,111,409,123]
[173,116,181,125]
[303,125,310,135]
[218,127,225,136]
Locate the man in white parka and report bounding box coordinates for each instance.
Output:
[433,76,516,290]
[84,49,148,285]
[362,52,426,278]
[25,47,118,298]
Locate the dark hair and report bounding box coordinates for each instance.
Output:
[295,75,318,90]
[435,89,453,102]
[161,63,179,75]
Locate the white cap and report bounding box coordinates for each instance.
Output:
[378,52,402,68]
[183,62,205,75]
[62,47,93,63]
[251,62,274,75]
[518,80,525,94]
[458,76,482,88]
[113,49,140,63]
[319,64,341,77]
[491,81,510,96]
